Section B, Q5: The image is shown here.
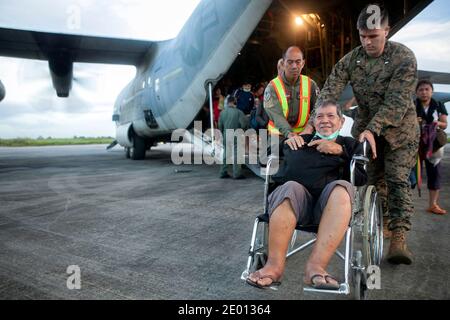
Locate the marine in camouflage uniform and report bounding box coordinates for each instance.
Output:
[316,4,420,265]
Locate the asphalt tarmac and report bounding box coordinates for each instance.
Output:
[0,144,448,300]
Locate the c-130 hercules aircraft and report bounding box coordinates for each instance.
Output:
[0,0,448,159]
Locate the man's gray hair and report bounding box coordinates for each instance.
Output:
[277,58,284,71]
[315,100,343,118]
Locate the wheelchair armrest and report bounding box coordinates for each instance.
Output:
[351,155,369,165]
[350,154,369,186]
[266,154,279,169]
[263,155,284,215]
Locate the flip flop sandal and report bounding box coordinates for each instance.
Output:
[246,275,281,290]
[308,274,340,290]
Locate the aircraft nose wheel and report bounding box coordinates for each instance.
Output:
[128,134,146,160]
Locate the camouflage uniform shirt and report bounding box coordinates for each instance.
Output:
[264,72,319,138]
[317,41,420,149]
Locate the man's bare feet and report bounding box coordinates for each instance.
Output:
[246,265,282,288]
[304,265,339,289]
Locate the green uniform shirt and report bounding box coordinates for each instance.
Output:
[263,72,319,138]
[316,41,420,149]
[218,106,249,133]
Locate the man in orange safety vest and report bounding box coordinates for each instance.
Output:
[264,46,320,148]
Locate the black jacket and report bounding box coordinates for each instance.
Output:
[415,98,448,124]
[273,134,368,198]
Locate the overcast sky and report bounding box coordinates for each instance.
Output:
[0,0,449,139]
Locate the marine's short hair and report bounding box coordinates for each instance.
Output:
[416,79,434,92]
[315,100,343,118]
[357,3,389,30]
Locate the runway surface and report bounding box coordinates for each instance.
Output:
[0,144,448,299]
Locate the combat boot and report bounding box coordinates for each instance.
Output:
[386,228,413,265]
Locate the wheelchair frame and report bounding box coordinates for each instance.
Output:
[241,142,383,299]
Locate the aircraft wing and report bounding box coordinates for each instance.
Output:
[338,67,450,106]
[418,70,450,85]
[0,27,155,96]
[0,27,154,64]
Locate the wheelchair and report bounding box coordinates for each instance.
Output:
[241,142,383,299]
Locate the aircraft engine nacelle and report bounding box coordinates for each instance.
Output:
[116,123,133,148]
[48,51,73,98]
[0,80,5,102]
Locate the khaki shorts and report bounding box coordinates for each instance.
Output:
[268,180,354,226]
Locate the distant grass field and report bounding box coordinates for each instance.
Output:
[0,137,115,147]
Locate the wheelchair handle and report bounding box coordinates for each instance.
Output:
[350,140,371,185]
[362,140,372,162]
[362,139,373,159]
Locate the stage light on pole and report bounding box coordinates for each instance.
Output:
[295,16,303,26]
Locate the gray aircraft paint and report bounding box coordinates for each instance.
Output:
[113,0,272,141]
[0,80,4,102]
[1,0,448,148]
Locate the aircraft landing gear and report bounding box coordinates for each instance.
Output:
[128,134,146,160]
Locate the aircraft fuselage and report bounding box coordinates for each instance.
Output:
[112,0,272,158]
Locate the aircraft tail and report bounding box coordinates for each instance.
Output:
[150,0,273,130]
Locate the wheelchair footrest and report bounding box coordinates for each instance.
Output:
[303,283,350,295]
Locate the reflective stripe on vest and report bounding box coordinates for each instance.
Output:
[267,75,311,135]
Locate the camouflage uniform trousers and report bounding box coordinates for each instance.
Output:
[367,136,419,231]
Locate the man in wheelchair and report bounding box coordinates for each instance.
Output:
[246,100,367,290]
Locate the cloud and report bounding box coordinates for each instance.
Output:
[0,110,115,139]
[0,101,35,119]
[0,57,135,108]
[392,20,450,72]
[0,57,135,138]
[392,21,450,42]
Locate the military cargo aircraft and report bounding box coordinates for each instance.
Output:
[0,79,4,102]
[0,0,448,159]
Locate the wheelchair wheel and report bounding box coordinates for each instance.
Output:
[362,185,383,267]
[352,251,368,300]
